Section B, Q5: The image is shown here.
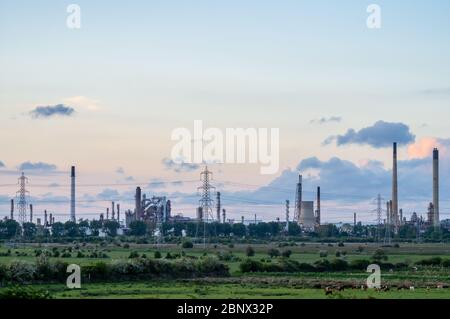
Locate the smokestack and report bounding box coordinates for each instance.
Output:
[112,202,115,220]
[10,199,14,220]
[196,207,203,221]
[316,186,321,226]
[241,216,245,224]
[392,143,399,226]
[49,213,53,225]
[354,212,356,227]
[285,200,290,232]
[106,208,109,220]
[117,203,120,222]
[100,213,104,221]
[70,166,76,222]
[44,210,48,226]
[216,192,221,223]
[399,209,403,226]
[389,200,393,225]
[222,209,226,224]
[295,175,303,223]
[433,148,439,228]
[29,204,33,223]
[135,187,142,220]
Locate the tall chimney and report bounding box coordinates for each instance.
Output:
[49,213,53,225]
[106,208,109,220]
[316,186,321,226]
[354,212,357,227]
[135,187,142,220]
[117,203,120,221]
[241,216,245,224]
[112,201,115,220]
[10,199,14,220]
[295,174,303,223]
[285,200,290,232]
[70,166,76,222]
[392,143,399,226]
[433,148,439,227]
[216,192,221,223]
[29,204,33,223]
[222,209,226,224]
[44,210,48,226]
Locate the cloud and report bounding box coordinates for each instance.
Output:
[162,158,200,173]
[63,96,101,111]
[18,162,57,171]
[310,116,342,125]
[30,104,75,119]
[408,137,450,159]
[420,88,450,96]
[324,121,416,148]
[97,188,120,200]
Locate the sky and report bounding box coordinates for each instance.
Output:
[1,0,450,224]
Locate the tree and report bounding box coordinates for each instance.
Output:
[232,223,246,237]
[51,222,65,238]
[372,248,388,262]
[89,220,102,236]
[103,220,120,237]
[0,220,21,239]
[64,221,79,238]
[78,220,90,237]
[246,246,255,257]
[182,241,194,249]
[129,221,147,236]
[281,250,292,258]
[22,223,37,239]
[267,248,280,258]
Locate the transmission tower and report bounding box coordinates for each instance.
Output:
[376,194,383,243]
[384,201,392,245]
[198,166,216,222]
[16,172,29,225]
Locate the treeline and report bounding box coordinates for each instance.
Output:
[239,257,450,274]
[1,218,449,242]
[0,256,229,285]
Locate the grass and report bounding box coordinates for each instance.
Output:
[7,281,449,299]
[1,242,449,299]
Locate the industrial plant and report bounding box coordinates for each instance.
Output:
[1,144,446,240]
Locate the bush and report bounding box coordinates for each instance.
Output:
[267,248,280,258]
[129,251,140,259]
[0,286,53,299]
[338,242,345,247]
[350,259,371,270]
[123,243,130,249]
[182,241,194,249]
[281,250,292,258]
[154,251,162,259]
[246,246,255,257]
[442,259,450,268]
[319,250,328,258]
[240,259,264,273]
[372,249,388,262]
[8,260,36,283]
[415,257,442,266]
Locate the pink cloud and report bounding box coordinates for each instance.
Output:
[408,137,449,159]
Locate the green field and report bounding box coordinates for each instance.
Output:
[1,242,449,299]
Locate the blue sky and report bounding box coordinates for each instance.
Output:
[1,0,450,223]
